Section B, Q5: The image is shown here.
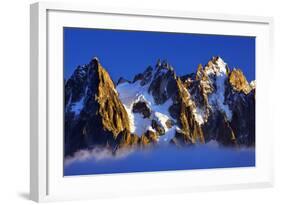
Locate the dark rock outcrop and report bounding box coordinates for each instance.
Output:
[165,119,175,129]
[142,130,159,144]
[151,120,165,136]
[132,101,151,118]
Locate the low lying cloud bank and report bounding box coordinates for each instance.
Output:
[64,143,255,176]
[64,147,135,166]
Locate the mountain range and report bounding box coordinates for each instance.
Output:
[64,56,255,157]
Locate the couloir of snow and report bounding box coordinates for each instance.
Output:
[207,57,233,121]
[193,107,205,125]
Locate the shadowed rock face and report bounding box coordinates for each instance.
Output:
[148,61,177,104]
[133,66,154,86]
[202,111,237,146]
[226,86,255,146]
[65,56,255,156]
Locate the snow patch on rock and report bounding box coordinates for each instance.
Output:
[250,80,256,89]
[71,97,84,115]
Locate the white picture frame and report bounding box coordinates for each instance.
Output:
[30,1,274,202]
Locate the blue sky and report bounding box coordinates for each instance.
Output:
[64,27,255,82]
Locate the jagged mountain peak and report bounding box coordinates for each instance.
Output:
[117,59,175,87]
[117,77,131,85]
[195,64,208,81]
[132,65,154,86]
[91,56,100,63]
[156,59,174,72]
[156,58,162,68]
[85,57,100,83]
[205,56,230,76]
[87,56,100,72]
[148,61,177,104]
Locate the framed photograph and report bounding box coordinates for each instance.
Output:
[30,2,274,202]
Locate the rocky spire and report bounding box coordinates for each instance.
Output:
[229,68,252,94]
[65,58,134,156]
[169,77,205,145]
[205,56,230,76]
[116,77,130,85]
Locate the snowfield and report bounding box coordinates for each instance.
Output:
[117,80,176,141]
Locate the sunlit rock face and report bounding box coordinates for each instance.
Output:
[229,68,252,94]
[64,56,255,157]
